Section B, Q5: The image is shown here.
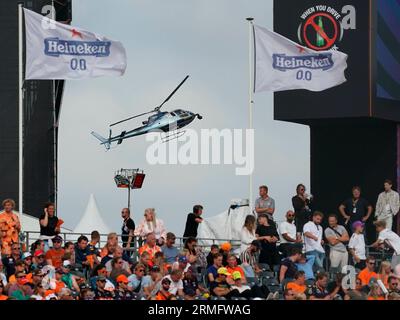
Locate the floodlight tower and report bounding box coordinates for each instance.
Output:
[114,168,146,210]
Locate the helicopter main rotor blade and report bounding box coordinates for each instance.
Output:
[109,110,155,127]
[155,75,189,112]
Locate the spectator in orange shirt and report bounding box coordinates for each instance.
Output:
[0,281,8,300]
[45,235,65,268]
[226,254,246,285]
[358,256,378,286]
[286,271,307,294]
[0,199,21,256]
[138,233,161,260]
[8,260,32,284]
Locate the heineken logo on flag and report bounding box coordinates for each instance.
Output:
[44,38,112,57]
[253,24,348,92]
[272,54,334,72]
[24,8,127,80]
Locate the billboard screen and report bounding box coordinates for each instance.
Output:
[273,0,370,123]
[377,0,400,101]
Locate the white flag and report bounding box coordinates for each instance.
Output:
[24,8,127,80]
[254,24,348,92]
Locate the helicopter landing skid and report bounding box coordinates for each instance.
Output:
[161,130,186,143]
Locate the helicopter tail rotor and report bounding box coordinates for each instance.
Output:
[91,131,111,150]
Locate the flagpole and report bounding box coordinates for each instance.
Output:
[52,0,57,214]
[246,17,254,209]
[18,3,24,217]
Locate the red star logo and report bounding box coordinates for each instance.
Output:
[71,28,83,39]
[296,45,306,53]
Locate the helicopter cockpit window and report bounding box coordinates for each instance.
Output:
[170,112,177,116]
[148,115,158,122]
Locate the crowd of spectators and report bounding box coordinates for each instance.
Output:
[0,178,400,301]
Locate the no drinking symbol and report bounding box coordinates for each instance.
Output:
[302,12,339,51]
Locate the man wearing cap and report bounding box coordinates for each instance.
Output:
[143,265,162,299]
[60,260,81,293]
[32,250,47,270]
[172,255,192,274]
[348,221,367,269]
[154,277,172,300]
[94,276,115,300]
[45,235,65,269]
[229,271,253,299]
[22,252,33,273]
[31,269,45,288]
[209,267,232,299]
[115,274,134,300]
[161,232,179,264]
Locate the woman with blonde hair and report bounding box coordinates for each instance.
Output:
[100,232,119,258]
[378,260,392,288]
[134,208,166,245]
[240,215,262,253]
[0,199,21,256]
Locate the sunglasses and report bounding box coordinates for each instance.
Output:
[368,262,375,265]
[16,276,26,279]
[13,247,20,250]
[288,215,295,217]
[137,269,145,273]
[117,261,124,264]
[53,240,61,243]
[391,283,398,286]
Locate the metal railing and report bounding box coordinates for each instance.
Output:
[22,230,392,272]
[23,230,241,256]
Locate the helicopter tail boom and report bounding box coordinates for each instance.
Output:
[91,131,111,150]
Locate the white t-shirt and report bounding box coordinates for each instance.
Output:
[378,229,400,255]
[279,221,297,244]
[303,221,324,253]
[348,233,366,260]
[163,275,183,295]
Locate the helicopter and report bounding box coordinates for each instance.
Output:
[91,75,202,150]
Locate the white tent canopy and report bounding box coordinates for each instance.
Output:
[197,199,252,247]
[73,194,110,236]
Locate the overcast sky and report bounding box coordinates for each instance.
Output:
[58,0,310,236]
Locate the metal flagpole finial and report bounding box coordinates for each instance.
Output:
[246,17,254,22]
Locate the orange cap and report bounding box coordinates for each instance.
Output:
[116,275,129,284]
